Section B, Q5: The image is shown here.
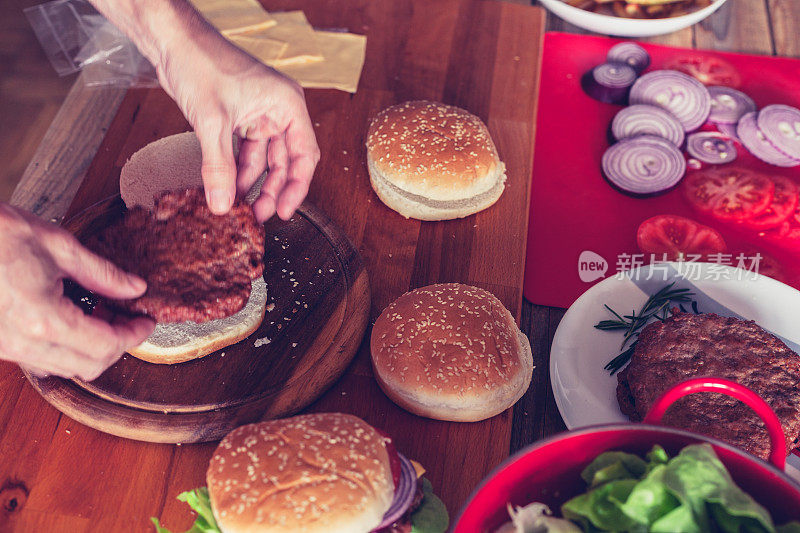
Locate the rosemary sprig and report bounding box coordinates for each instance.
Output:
[597,282,698,375]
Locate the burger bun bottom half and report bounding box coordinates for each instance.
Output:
[119,132,267,364]
[367,153,506,221]
[128,277,267,364]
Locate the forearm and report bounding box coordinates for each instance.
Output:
[85,0,213,68]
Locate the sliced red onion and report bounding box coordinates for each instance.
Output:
[716,122,740,141]
[737,111,800,167]
[374,453,417,530]
[707,86,756,124]
[607,42,651,74]
[629,70,711,132]
[611,104,684,147]
[757,104,800,162]
[686,132,737,165]
[601,135,686,196]
[581,62,637,105]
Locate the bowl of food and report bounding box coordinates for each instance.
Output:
[453,378,800,532]
[537,0,729,37]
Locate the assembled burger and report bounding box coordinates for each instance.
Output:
[152,413,449,533]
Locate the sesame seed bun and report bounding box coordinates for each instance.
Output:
[207,413,394,533]
[366,101,506,221]
[370,283,533,422]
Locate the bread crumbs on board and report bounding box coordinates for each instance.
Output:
[254,337,271,347]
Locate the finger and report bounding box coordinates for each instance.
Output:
[109,314,157,353]
[252,191,277,223]
[276,155,316,220]
[196,122,237,214]
[236,138,269,198]
[19,363,51,379]
[42,297,150,363]
[277,116,320,219]
[47,231,146,299]
[265,133,289,198]
[253,134,289,222]
[19,344,111,381]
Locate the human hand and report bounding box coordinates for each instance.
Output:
[0,204,155,380]
[154,24,320,222]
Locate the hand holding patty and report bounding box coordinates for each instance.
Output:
[158,31,319,222]
[88,0,320,222]
[0,204,155,380]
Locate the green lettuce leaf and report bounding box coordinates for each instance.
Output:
[561,478,640,531]
[561,443,796,533]
[649,502,701,533]
[620,464,680,526]
[411,478,449,533]
[151,487,221,533]
[661,444,774,533]
[580,451,648,488]
[645,445,669,471]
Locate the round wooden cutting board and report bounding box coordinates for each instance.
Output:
[24,196,370,443]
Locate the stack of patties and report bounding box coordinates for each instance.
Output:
[86,187,267,364]
[617,312,800,459]
[366,101,507,221]
[154,413,449,533]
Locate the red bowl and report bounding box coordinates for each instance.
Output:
[454,425,800,532]
[454,378,800,532]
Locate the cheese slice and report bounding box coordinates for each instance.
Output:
[231,35,288,65]
[231,11,323,67]
[276,31,367,94]
[189,0,276,36]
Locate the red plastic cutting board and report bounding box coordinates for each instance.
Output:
[524,33,800,309]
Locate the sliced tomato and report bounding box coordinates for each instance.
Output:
[761,220,791,241]
[759,217,800,253]
[684,168,775,221]
[637,214,727,261]
[664,54,742,88]
[782,220,800,250]
[787,225,800,245]
[743,176,799,230]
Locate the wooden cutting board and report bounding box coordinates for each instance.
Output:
[7,1,544,529]
[25,195,370,443]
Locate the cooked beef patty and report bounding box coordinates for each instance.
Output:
[87,188,265,323]
[618,312,800,460]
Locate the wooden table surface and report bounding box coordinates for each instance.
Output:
[3,0,799,531]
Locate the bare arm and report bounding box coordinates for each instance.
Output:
[87,0,320,221]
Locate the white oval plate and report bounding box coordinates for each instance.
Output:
[550,262,800,477]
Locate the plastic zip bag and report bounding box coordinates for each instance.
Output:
[24,0,159,87]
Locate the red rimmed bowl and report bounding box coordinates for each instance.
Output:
[454,378,800,532]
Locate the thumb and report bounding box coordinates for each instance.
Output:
[196,122,237,215]
[50,232,146,299]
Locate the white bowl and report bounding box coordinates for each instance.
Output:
[538,0,729,37]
